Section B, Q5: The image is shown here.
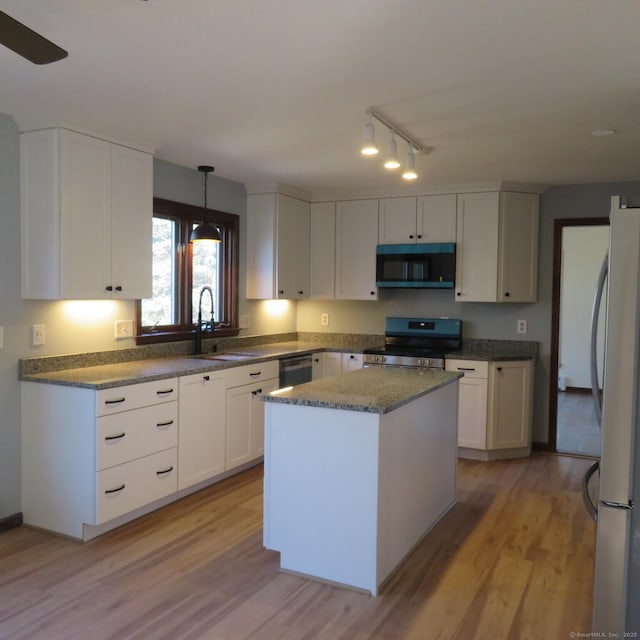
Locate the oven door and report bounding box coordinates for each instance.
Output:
[279,354,313,387]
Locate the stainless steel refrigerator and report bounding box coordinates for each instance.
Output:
[586,195,640,633]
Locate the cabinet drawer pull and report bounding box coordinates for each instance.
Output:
[156,420,174,429]
[203,375,210,381]
[457,367,476,371]
[249,371,262,377]
[104,432,126,441]
[105,484,125,495]
[105,397,126,405]
[156,466,174,476]
[156,388,174,396]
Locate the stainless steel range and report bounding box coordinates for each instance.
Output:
[363,317,462,370]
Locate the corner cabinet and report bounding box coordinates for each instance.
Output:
[246,193,310,300]
[309,202,336,299]
[20,127,152,300]
[445,358,533,460]
[335,199,379,300]
[455,191,539,302]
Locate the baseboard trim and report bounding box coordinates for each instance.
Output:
[0,512,23,533]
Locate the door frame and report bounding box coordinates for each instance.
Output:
[547,217,609,452]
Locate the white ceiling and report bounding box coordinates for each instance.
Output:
[2,0,640,197]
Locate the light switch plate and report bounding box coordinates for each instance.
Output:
[114,319,134,338]
[32,324,45,346]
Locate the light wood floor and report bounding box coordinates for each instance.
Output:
[0,454,596,640]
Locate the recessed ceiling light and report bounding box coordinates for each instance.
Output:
[591,129,617,137]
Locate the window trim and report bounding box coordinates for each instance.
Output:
[135,197,240,345]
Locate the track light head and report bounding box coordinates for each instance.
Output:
[361,119,379,156]
[384,133,400,170]
[402,148,418,181]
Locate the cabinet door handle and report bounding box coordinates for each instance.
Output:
[456,291,461,296]
[105,285,113,292]
[370,291,376,296]
[497,367,503,372]
[115,286,123,292]
[249,371,262,377]
[203,375,210,381]
[156,466,174,476]
[409,234,414,239]
[105,397,126,405]
[104,432,126,441]
[252,388,263,396]
[504,292,510,297]
[105,484,125,495]
[156,389,174,396]
[156,420,174,429]
[417,234,422,239]
[298,290,304,295]
[278,290,284,295]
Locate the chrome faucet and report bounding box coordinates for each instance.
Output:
[195,285,215,354]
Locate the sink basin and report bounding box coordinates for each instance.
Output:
[193,353,253,362]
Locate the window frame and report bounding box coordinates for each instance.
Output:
[135,197,240,344]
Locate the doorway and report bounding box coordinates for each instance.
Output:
[549,217,609,456]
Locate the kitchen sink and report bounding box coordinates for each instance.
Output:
[193,353,254,362]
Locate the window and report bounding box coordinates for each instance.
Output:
[136,197,239,343]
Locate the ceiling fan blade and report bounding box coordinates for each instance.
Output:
[0,11,68,64]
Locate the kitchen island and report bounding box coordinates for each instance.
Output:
[261,366,462,595]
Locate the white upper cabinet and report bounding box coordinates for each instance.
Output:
[379,194,457,244]
[20,127,152,300]
[309,202,336,299]
[455,191,539,302]
[378,197,417,243]
[335,199,379,300]
[417,194,457,243]
[246,193,310,300]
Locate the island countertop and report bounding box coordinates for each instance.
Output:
[262,366,462,415]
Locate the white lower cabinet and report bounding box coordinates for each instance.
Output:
[178,371,226,490]
[22,378,179,540]
[445,358,533,460]
[225,361,279,471]
[311,351,362,380]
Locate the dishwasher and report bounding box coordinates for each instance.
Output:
[279,354,313,387]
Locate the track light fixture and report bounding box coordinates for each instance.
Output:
[360,107,431,181]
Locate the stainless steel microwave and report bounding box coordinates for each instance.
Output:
[376,243,456,288]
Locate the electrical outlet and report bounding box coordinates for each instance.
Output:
[321,312,329,326]
[114,320,134,338]
[239,314,250,329]
[32,324,45,346]
[517,319,527,334]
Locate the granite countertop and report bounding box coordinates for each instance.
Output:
[261,367,462,415]
[18,341,370,390]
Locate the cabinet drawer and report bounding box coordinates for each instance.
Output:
[97,378,178,416]
[225,361,279,388]
[96,401,178,470]
[445,359,488,379]
[95,448,177,524]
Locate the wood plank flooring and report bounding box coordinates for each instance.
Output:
[0,454,596,639]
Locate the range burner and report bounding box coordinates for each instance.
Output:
[363,317,461,370]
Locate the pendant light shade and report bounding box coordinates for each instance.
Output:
[384,132,400,169]
[402,149,418,180]
[190,165,221,243]
[361,112,379,156]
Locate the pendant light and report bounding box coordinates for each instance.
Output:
[384,131,401,169]
[190,165,221,243]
